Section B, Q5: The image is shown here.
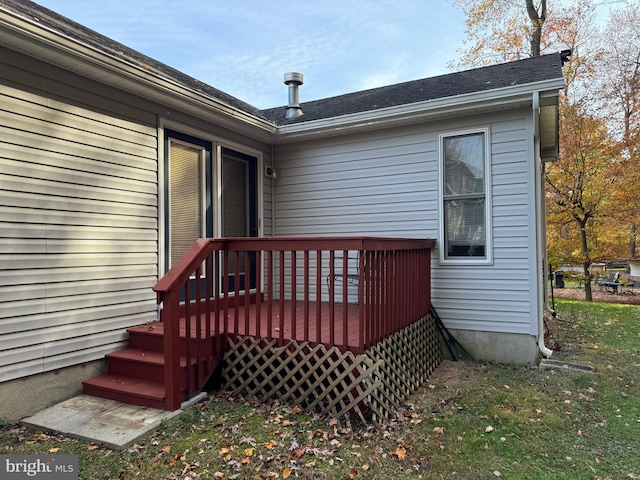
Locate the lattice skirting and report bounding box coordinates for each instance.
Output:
[220,314,442,423]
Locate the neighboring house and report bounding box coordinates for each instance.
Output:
[0,0,566,419]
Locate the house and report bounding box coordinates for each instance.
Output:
[0,0,566,420]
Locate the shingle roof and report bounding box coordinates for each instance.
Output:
[260,53,568,125]
[1,0,264,118]
[3,1,566,128]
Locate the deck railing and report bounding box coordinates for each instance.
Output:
[153,236,435,409]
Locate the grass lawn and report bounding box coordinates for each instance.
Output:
[2,299,639,479]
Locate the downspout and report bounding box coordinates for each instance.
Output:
[533,91,554,358]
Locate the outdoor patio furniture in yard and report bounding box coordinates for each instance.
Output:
[596,272,623,293]
[621,278,640,294]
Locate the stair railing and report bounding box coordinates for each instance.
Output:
[153,239,225,410]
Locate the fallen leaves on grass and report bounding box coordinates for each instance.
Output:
[392,446,407,460]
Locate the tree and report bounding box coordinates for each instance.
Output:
[450,0,549,68]
[450,0,622,302]
[545,101,615,301]
[594,3,640,259]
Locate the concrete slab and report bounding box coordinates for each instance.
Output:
[20,395,186,450]
[539,359,595,373]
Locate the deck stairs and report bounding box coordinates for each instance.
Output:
[82,320,222,410]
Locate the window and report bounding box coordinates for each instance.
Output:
[168,140,205,267]
[440,130,491,263]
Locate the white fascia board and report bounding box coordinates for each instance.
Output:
[275,78,565,144]
[0,8,277,142]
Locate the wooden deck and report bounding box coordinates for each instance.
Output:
[154,237,436,410]
[84,237,435,411]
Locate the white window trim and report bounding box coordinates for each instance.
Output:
[438,127,493,265]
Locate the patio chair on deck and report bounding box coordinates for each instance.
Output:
[326,253,362,292]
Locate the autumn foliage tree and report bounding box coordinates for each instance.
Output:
[545,100,614,301]
[593,3,640,259]
[451,0,639,301]
[450,0,548,68]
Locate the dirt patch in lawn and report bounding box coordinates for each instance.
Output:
[551,287,640,305]
[407,359,488,409]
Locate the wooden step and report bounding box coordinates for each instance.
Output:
[106,348,210,389]
[82,373,169,410]
[106,348,187,385]
[127,324,165,352]
[84,320,223,410]
[126,323,214,353]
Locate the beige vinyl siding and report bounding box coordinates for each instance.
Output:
[273,109,536,335]
[0,60,159,381]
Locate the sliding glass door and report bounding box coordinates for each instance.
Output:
[221,148,258,291]
[164,131,258,297]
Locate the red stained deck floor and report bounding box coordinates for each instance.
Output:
[148,300,366,352]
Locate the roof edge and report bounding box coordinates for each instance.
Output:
[0,6,277,140]
[274,77,565,143]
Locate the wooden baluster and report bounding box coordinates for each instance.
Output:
[233,250,240,335]
[194,267,202,393]
[279,251,285,346]
[223,250,229,338]
[358,250,365,354]
[315,250,322,345]
[267,251,273,341]
[342,251,348,352]
[291,251,297,341]
[304,250,310,343]
[205,255,212,372]
[244,251,250,335]
[329,251,335,348]
[255,250,262,338]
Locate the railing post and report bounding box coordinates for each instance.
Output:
[162,289,182,411]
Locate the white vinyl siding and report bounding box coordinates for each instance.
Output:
[0,62,159,382]
[273,110,536,335]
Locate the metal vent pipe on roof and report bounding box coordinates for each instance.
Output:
[284,72,303,119]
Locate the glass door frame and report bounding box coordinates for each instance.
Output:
[159,123,263,298]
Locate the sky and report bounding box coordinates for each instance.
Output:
[33,0,467,109]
